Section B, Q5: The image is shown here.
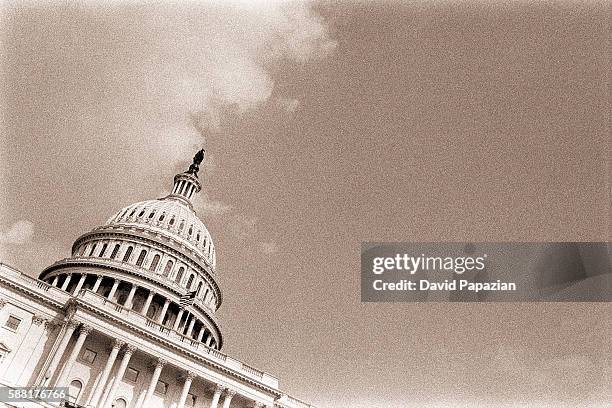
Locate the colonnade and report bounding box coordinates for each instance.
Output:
[46,272,218,348]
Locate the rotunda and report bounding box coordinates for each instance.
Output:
[39,149,223,351]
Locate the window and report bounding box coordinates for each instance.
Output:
[0,343,10,363]
[186,274,194,289]
[149,254,160,271]
[186,393,197,407]
[155,380,168,395]
[196,282,203,296]
[80,348,97,364]
[148,210,155,219]
[176,267,185,283]
[196,232,200,241]
[129,208,137,217]
[122,246,133,262]
[178,220,185,233]
[68,380,82,403]
[123,367,139,382]
[99,243,108,257]
[110,244,120,259]
[163,260,173,276]
[188,225,193,237]
[4,315,21,331]
[88,244,97,256]
[112,398,127,408]
[169,216,175,226]
[159,213,165,222]
[138,209,145,217]
[136,249,147,267]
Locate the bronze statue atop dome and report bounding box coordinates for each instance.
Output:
[187,148,205,176]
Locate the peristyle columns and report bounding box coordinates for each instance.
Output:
[60,274,72,291]
[157,299,170,324]
[141,290,154,316]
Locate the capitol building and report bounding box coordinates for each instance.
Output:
[0,152,313,408]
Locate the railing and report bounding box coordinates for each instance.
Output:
[75,289,277,387]
[0,263,70,303]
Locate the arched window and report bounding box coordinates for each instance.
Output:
[112,398,127,408]
[159,213,165,222]
[138,208,145,217]
[196,232,200,241]
[163,260,173,276]
[178,220,185,233]
[169,216,175,226]
[110,244,121,259]
[149,254,160,271]
[186,274,194,289]
[98,243,108,257]
[122,246,133,262]
[196,281,203,296]
[68,380,82,403]
[136,250,147,267]
[148,210,155,219]
[129,207,137,217]
[176,267,185,284]
[188,225,193,237]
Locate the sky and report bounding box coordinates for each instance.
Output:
[0,1,610,407]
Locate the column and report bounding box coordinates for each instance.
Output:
[60,274,72,291]
[51,276,59,287]
[4,316,44,382]
[222,389,235,408]
[124,284,138,309]
[186,318,196,338]
[177,372,195,408]
[73,274,87,295]
[140,358,166,408]
[172,309,184,331]
[17,318,52,384]
[209,385,223,408]
[92,275,103,293]
[55,325,92,386]
[41,320,80,385]
[88,339,124,407]
[157,299,170,324]
[196,327,205,343]
[205,335,213,347]
[102,344,136,408]
[141,291,154,316]
[107,279,120,300]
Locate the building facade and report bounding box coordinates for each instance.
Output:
[0,153,313,408]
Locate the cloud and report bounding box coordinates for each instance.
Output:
[260,241,279,255]
[3,1,336,170]
[197,198,233,216]
[0,220,34,245]
[276,97,300,113]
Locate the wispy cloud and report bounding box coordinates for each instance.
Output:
[0,220,34,245]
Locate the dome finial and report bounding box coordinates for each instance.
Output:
[186,148,205,177]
